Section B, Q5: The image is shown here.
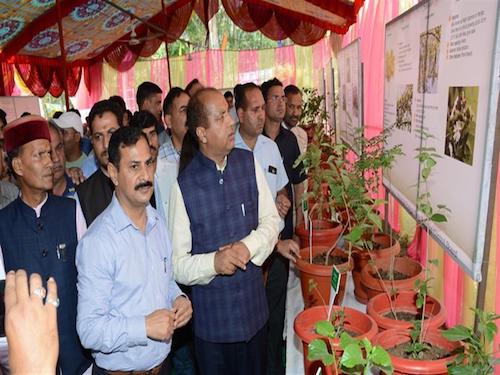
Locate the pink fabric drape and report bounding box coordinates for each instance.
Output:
[495,159,500,371]
[185,51,206,88]
[150,58,171,95]
[237,50,259,83]
[275,45,296,85]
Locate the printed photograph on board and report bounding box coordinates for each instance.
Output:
[418,25,441,94]
[395,84,413,132]
[342,84,347,111]
[444,86,478,166]
[385,49,395,82]
[352,85,359,119]
[347,57,351,83]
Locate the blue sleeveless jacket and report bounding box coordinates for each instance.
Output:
[178,149,268,343]
[0,195,91,374]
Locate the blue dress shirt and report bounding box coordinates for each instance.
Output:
[80,151,99,178]
[76,194,182,371]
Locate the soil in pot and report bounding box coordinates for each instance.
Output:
[351,234,401,304]
[377,269,409,280]
[383,311,424,321]
[367,291,447,332]
[373,328,461,375]
[388,342,450,361]
[360,256,424,301]
[294,305,379,375]
[312,253,347,266]
[296,246,352,308]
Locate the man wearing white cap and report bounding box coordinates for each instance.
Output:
[53,111,87,169]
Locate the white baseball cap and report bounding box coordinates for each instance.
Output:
[53,111,83,136]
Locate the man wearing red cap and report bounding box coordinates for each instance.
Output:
[0,115,92,374]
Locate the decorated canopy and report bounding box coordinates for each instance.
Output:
[0,0,364,97]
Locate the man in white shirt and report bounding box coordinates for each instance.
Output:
[168,88,280,374]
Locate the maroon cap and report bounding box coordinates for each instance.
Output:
[4,115,51,154]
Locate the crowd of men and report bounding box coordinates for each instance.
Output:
[0,77,310,375]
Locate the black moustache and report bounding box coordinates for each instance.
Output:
[135,182,153,190]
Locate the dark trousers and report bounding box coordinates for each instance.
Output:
[194,324,267,375]
[265,253,289,375]
[91,360,170,375]
[165,285,198,375]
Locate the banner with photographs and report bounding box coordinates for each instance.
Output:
[337,38,363,154]
[382,0,500,281]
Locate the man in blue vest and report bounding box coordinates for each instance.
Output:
[0,115,91,374]
[168,88,280,374]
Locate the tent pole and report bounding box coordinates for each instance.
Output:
[0,63,5,96]
[165,42,172,90]
[56,0,70,110]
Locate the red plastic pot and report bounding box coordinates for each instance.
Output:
[296,220,343,248]
[351,234,401,303]
[294,305,378,375]
[296,246,352,308]
[367,291,447,331]
[373,328,461,374]
[361,257,424,301]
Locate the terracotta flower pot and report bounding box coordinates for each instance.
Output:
[373,328,461,374]
[294,305,378,375]
[296,246,352,308]
[296,220,343,248]
[367,291,447,331]
[361,257,424,301]
[351,234,401,303]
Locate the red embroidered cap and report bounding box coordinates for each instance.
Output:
[4,115,51,154]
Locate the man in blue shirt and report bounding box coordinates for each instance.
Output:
[76,126,192,373]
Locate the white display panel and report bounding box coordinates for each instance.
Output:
[383,0,500,281]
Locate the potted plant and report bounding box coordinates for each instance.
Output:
[294,305,379,374]
[295,124,345,249]
[327,127,403,303]
[442,309,500,374]
[309,331,394,375]
[360,256,424,300]
[371,127,456,373]
[295,246,352,308]
[366,260,447,332]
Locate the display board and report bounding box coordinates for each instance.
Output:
[0,96,42,122]
[383,0,500,281]
[337,39,363,153]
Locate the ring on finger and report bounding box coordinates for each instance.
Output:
[32,287,46,299]
[46,297,60,308]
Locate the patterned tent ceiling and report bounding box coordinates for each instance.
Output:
[0,0,364,66]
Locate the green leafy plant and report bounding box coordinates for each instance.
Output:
[443,309,500,375]
[308,329,394,374]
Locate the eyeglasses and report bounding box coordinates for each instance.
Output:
[267,95,286,103]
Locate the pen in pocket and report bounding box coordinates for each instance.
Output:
[241,203,245,217]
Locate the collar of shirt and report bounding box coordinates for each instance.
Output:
[263,122,286,142]
[158,135,180,162]
[109,193,159,234]
[19,192,48,218]
[235,127,270,155]
[195,149,228,172]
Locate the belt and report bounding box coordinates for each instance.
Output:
[102,361,164,375]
